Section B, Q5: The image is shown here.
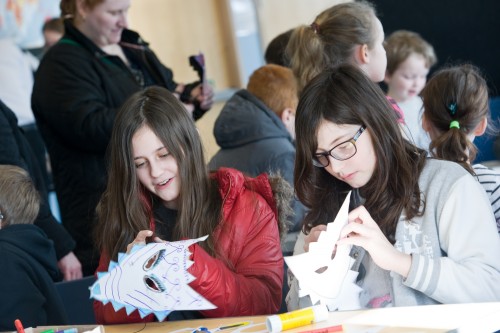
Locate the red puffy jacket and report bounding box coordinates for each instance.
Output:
[93,168,284,324]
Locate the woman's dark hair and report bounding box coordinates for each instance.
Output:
[422,64,491,174]
[294,64,426,243]
[95,86,221,260]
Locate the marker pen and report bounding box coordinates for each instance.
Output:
[216,321,251,331]
[14,319,25,333]
[266,305,329,333]
[55,328,78,333]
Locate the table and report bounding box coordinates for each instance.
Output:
[102,302,500,333]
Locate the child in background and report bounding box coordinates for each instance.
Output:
[93,86,291,324]
[421,64,500,234]
[384,30,437,149]
[209,64,306,254]
[286,1,404,123]
[0,165,68,331]
[287,64,500,310]
[42,17,64,50]
[265,29,293,67]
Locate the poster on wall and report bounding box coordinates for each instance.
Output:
[0,0,59,48]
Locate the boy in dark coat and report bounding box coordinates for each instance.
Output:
[0,165,68,331]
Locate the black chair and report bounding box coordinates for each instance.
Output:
[54,276,97,324]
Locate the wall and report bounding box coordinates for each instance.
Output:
[128,0,347,161]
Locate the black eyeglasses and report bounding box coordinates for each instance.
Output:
[313,126,366,168]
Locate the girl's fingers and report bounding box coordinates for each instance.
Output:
[135,230,153,243]
[127,230,153,253]
[304,224,328,252]
[339,221,367,239]
[153,236,166,243]
[348,205,373,224]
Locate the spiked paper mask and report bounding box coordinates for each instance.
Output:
[90,236,216,321]
[285,191,362,311]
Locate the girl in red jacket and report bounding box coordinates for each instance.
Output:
[93,86,290,324]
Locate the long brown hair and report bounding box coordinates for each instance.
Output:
[421,64,490,174]
[294,64,426,243]
[286,1,379,93]
[95,86,221,260]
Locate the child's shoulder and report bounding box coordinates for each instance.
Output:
[421,158,469,184]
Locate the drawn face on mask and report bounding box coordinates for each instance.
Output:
[90,237,215,321]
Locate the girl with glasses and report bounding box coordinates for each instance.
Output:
[287,64,500,310]
[93,86,292,324]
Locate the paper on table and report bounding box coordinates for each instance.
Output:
[285,191,362,311]
[90,236,215,321]
[342,302,500,333]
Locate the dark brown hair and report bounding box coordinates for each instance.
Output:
[95,86,221,260]
[421,64,490,174]
[294,64,426,243]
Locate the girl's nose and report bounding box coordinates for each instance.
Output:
[149,161,162,178]
[327,156,344,174]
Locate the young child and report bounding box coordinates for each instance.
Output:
[208,64,306,253]
[384,30,437,149]
[421,64,500,234]
[0,165,68,331]
[286,1,403,123]
[287,64,500,310]
[93,86,292,324]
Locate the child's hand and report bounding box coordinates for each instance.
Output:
[192,82,214,110]
[304,224,327,252]
[337,206,411,277]
[126,230,165,253]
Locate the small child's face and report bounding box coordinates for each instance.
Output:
[385,53,429,103]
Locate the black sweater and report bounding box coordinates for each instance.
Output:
[0,224,68,330]
[31,20,177,274]
[0,100,75,260]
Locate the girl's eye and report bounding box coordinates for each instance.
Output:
[160,153,170,158]
[135,161,146,169]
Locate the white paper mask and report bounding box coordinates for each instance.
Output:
[285,191,362,311]
[90,236,216,321]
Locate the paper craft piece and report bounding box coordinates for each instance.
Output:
[90,236,216,321]
[285,191,362,311]
[189,52,206,88]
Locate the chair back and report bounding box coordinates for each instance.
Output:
[54,276,96,324]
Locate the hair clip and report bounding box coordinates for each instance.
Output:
[449,120,460,129]
[448,102,457,116]
[310,22,320,34]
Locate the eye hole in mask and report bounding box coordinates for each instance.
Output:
[143,274,166,292]
[143,249,166,271]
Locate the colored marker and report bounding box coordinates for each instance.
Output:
[299,325,343,333]
[55,329,78,333]
[14,319,25,333]
[217,321,252,331]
